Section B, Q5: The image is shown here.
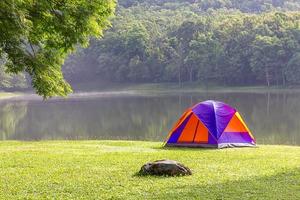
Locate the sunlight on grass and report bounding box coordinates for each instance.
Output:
[0,141,299,199]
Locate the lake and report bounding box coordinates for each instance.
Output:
[0,90,299,145]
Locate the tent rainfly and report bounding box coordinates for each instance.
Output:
[164,100,256,148]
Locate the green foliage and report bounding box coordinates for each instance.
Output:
[0,58,28,90]
[4,0,300,93]
[70,9,300,87]
[0,0,115,97]
[285,53,300,84]
[118,0,300,12]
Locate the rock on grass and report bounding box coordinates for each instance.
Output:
[139,159,192,176]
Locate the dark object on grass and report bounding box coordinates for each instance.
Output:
[139,159,192,176]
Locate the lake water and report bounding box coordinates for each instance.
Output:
[0,90,299,145]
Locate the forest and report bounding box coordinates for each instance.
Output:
[2,0,300,91]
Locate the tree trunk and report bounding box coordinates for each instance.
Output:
[178,43,184,88]
[265,66,270,87]
[178,65,182,88]
[275,69,279,86]
[189,67,193,83]
[282,70,286,87]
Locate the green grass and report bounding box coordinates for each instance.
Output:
[0,141,299,199]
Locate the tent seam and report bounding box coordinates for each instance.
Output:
[192,109,218,143]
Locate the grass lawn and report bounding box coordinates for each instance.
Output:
[0,141,299,199]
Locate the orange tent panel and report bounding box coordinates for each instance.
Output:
[235,112,255,139]
[164,109,192,143]
[193,120,209,143]
[224,112,248,133]
[178,113,199,143]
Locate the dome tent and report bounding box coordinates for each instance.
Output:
[164,100,255,148]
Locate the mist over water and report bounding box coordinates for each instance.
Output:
[0,90,299,145]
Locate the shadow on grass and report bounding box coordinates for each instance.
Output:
[139,168,300,199]
[133,171,189,179]
[151,146,218,152]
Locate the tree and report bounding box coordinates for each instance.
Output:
[250,35,281,87]
[62,5,300,88]
[285,53,300,84]
[0,57,28,90]
[0,0,115,98]
[187,31,224,85]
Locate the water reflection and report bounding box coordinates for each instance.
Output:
[0,91,299,145]
[0,102,28,140]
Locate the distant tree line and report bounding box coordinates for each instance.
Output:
[3,0,300,91]
[65,1,300,87]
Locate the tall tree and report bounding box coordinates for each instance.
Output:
[0,0,115,98]
[250,35,281,87]
[285,52,300,84]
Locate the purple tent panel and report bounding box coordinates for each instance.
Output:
[218,132,255,144]
[192,100,236,139]
[192,101,217,138]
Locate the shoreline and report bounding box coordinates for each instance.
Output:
[0,92,22,100]
[1,84,300,101]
